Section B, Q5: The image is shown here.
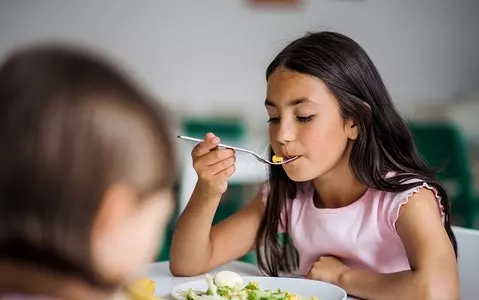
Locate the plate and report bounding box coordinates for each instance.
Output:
[170,276,347,300]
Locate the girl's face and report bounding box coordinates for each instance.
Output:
[266,67,359,182]
[91,184,174,285]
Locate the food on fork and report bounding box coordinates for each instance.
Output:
[272,155,284,163]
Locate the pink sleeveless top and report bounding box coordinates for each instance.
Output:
[260,180,444,276]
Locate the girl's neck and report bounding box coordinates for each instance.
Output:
[0,261,125,300]
[313,154,367,209]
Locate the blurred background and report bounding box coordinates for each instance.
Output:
[1,0,478,262]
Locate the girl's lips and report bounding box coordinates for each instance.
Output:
[284,155,302,161]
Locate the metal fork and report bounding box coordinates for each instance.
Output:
[177,135,298,165]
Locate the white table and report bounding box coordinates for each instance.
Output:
[146,260,358,300]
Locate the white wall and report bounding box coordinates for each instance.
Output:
[0,0,478,131]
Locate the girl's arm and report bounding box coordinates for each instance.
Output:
[339,188,459,300]
[169,185,265,276]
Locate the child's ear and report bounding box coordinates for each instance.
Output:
[92,184,136,244]
[345,119,359,140]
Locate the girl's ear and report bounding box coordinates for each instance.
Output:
[345,119,359,140]
[92,184,136,248]
[346,101,370,140]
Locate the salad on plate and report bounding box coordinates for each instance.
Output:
[178,271,320,300]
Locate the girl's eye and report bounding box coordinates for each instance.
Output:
[267,117,280,124]
[297,115,314,123]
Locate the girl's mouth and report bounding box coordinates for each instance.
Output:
[284,155,302,162]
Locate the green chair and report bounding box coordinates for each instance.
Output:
[409,121,478,228]
[213,185,257,264]
[182,117,245,142]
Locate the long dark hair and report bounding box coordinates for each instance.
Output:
[254,31,457,276]
[0,45,175,287]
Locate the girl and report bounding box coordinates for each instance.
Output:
[0,45,175,299]
[170,32,459,300]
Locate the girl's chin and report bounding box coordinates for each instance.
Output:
[283,170,317,183]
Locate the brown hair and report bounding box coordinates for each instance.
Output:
[0,44,175,286]
[255,31,456,276]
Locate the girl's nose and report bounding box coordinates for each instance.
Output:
[276,119,296,145]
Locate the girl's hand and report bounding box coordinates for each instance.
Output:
[306,256,350,287]
[191,132,236,197]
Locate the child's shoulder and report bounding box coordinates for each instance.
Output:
[373,173,445,231]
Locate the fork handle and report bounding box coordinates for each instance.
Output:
[176,135,253,154]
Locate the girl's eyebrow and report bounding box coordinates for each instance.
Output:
[264,98,317,107]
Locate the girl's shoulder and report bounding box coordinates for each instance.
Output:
[373,174,445,232]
